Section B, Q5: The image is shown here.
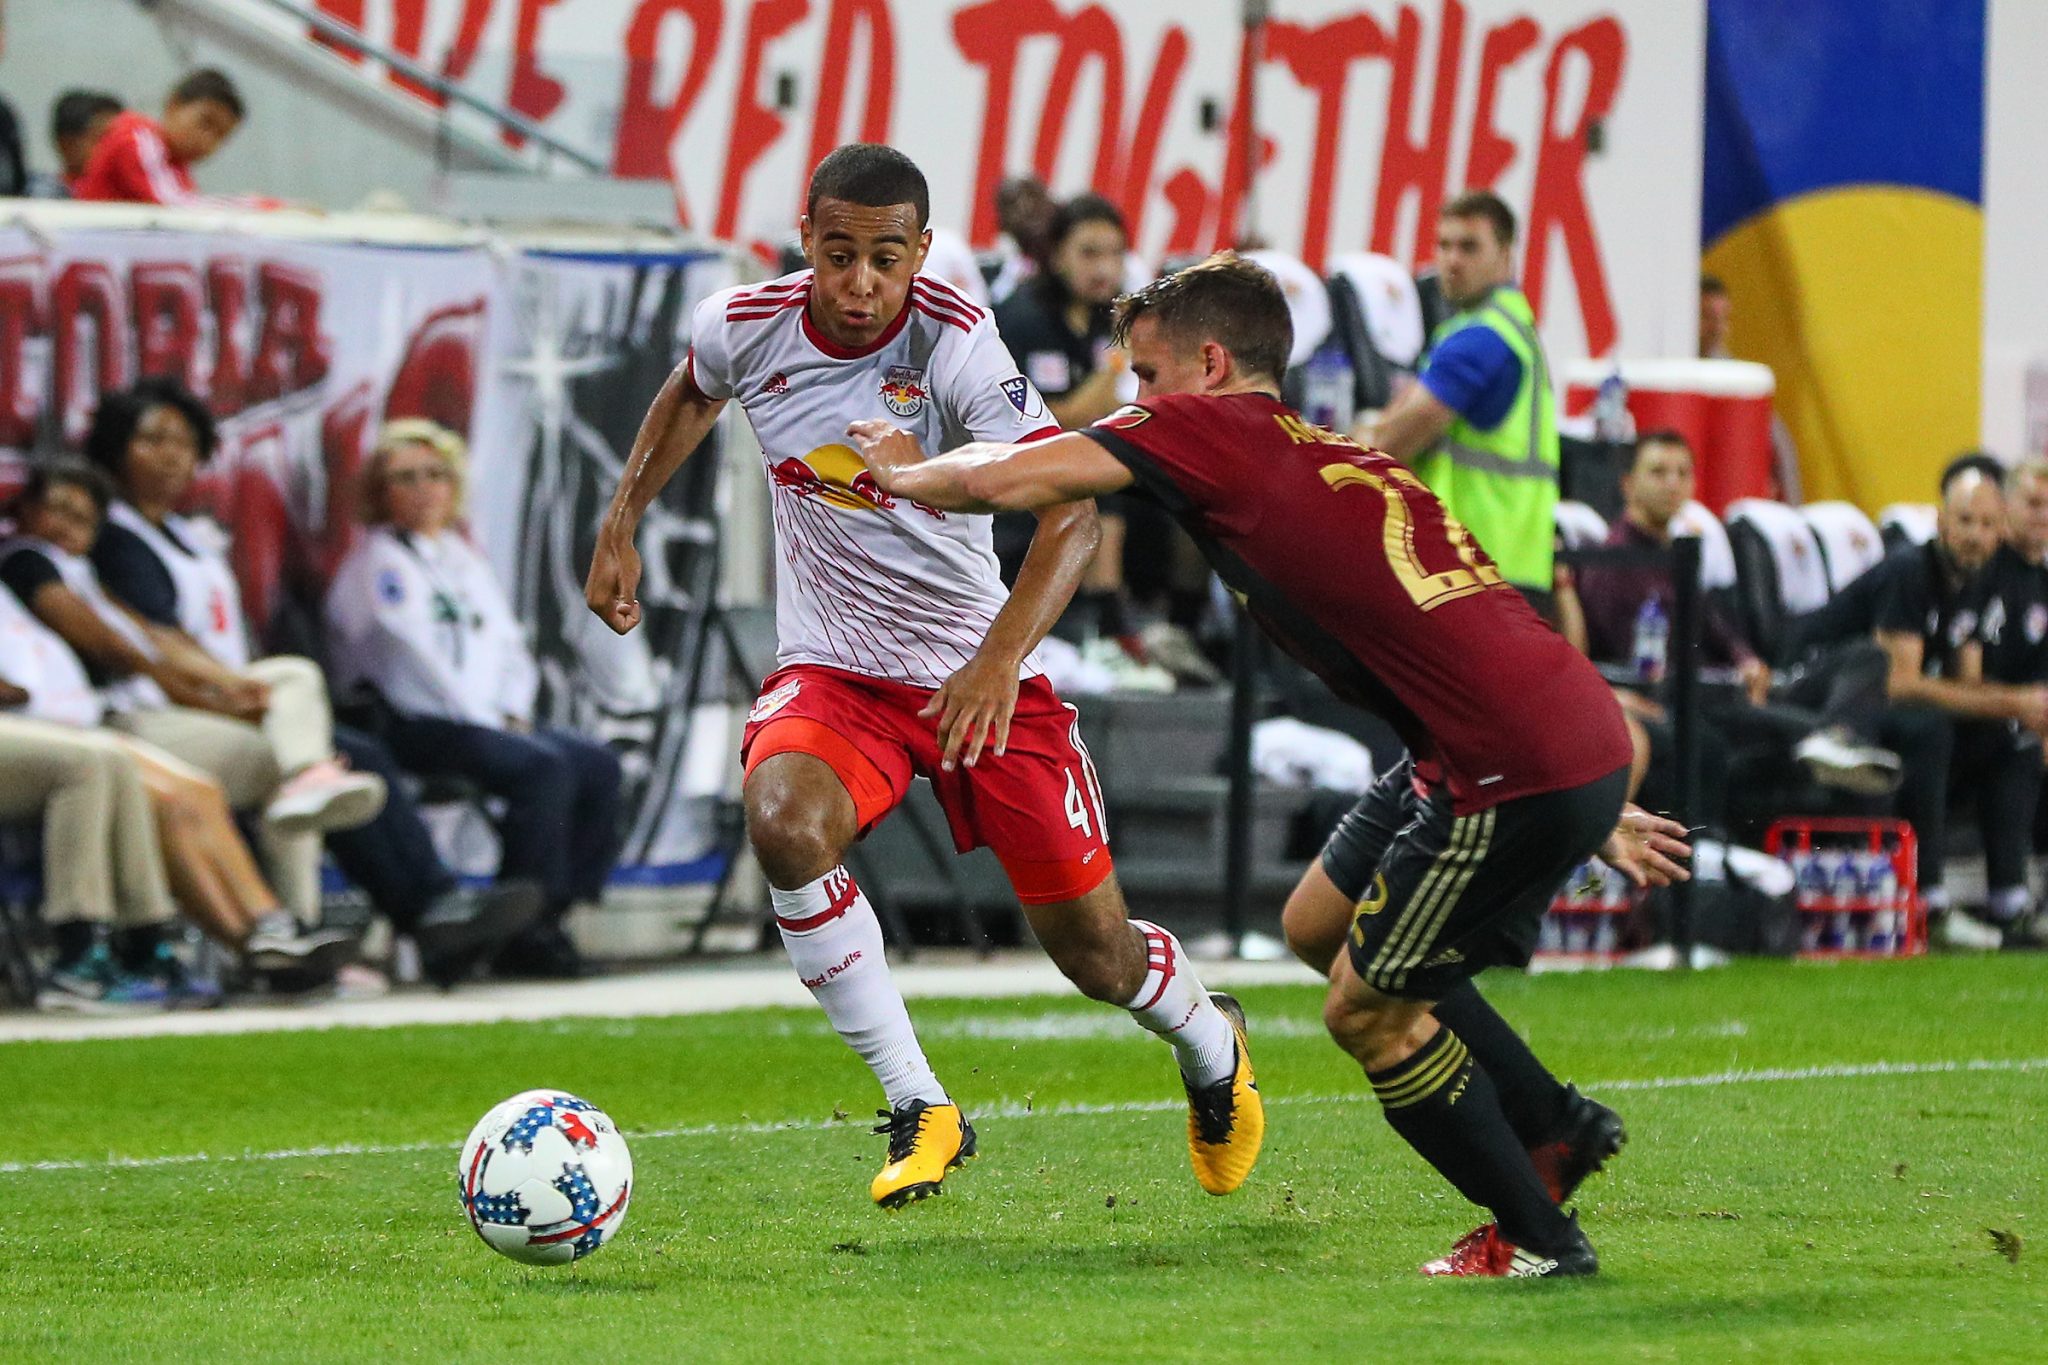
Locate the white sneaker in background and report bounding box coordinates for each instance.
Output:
[266,759,386,835]
[1937,909,2005,951]
[1794,727,1903,796]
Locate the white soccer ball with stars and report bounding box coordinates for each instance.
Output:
[458,1089,633,1265]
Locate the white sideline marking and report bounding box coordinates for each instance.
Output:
[5,1056,2042,1178]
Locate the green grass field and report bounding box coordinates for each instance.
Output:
[1,955,2041,1362]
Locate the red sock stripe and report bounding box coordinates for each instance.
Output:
[1133,924,1177,1011]
[775,904,847,934]
[776,869,861,934]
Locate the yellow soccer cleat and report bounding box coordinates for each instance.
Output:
[870,1100,977,1209]
[1186,992,1264,1195]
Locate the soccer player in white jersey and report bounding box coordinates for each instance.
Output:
[586,145,1260,1208]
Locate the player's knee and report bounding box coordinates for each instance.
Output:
[745,785,844,888]
[1322,985,1410,1066]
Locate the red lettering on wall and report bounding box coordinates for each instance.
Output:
[250,265,332,404]
[954,0,1060,245]
[1372,1,1464,271]
[131,263,205,392]
[444,0,500,88]
[807,0,896,188]
[1266,14,1389,272]
[0,260,42,450]
[612,0,725,223]
[1031,6,1124,192]
[53,262,127,448]
[1524,15,1623,354]
[1465,15,1540,190]
[387,0,438,103]
[718,0,810,241]
[208,261,252,419]
[1110,26,1189,245]
[505,0,570,146]
[309,0,366,63]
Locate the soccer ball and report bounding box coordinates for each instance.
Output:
[458,1089,633,1265]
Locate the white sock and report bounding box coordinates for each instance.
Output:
[1124,920,1237,1086]
[774,867,948,1110]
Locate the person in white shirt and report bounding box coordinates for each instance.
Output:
[0,464,355,991]
[85,380,538,987]
[327,420,622,978]
[585,144,1259,1209]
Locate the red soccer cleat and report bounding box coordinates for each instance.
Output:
[1420,1217,1598,1278]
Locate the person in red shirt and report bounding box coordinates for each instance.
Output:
[73,68,250,207]
[846,252,1692,1279]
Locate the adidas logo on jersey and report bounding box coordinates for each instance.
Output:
[763,372,790,395]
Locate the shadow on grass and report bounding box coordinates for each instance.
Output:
[513,1274,664,1296]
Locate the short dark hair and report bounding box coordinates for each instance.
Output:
[1048,193,1127,251]
[52,90,123,141]
[1111,251,1292,385]
[1629,428,1695,472]
[1941,450,2006,497]
[1700,273,1728,298]
[806,143,928,229]
[169,68,245,120]
[85,376,220,484]
[1441,189,1516,247]
[23,458,115,519]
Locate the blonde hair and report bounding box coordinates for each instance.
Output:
[363,418,468,525]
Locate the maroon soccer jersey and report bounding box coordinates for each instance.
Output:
[1084,392,1631,812]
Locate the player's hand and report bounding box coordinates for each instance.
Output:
[846,420,928,488]
[1600,804,1692,888]
[223,676,271,723]
[923,651,1019,772]
[585,528,644,635]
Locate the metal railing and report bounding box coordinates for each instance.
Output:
[189,0,609,175]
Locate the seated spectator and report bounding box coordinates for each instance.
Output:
[986,174,1056,305]
[0,1,22,198]
[1795,456,2048,948]
[83,378,536,986]
[327,421,622,978]
[0,459,381,928]
[51,90,123,192]
[0,583,350,1003]
[1968,456,2048,946]
[1573,430,1899,799]
[72,68,272,208]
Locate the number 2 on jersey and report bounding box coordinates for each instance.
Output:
[1319,462,1506,611]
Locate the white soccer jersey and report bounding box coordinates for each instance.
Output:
[688,270,1061,690]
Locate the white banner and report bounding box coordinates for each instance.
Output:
[0,214,738,880]
[259,0,1703,360]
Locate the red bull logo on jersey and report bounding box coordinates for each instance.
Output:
[767,444,944,519]
[880,366,927,418]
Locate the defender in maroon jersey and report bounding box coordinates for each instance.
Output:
[846,253,1690,1279]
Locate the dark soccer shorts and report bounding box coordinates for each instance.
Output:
[740,663,1114,906]
[1324,759,1629,1000]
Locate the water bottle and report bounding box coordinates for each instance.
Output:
[1861,849,1900,952]
[1302,342,1356,432]
[1632,597,1670,684]
[1794,850,1827,950]
[1593,370,1633,443]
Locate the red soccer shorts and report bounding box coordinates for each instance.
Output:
[740,664,1114,905]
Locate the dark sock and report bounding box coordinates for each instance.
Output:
[1081,589,1129,640]
[51,920,98,967]
[111,923,168,972]
[1369,1025,1573,1252]
[1432,981,1570,1147]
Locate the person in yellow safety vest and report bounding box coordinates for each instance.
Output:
[1369,189,1560,615]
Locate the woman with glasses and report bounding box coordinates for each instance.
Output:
[325,421,622,978]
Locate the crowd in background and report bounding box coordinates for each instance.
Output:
[5,36,2044,1016]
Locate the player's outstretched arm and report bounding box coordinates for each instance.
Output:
[586,363,727,635]
[847,422,1133,514]
[1601,805,1692,888]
